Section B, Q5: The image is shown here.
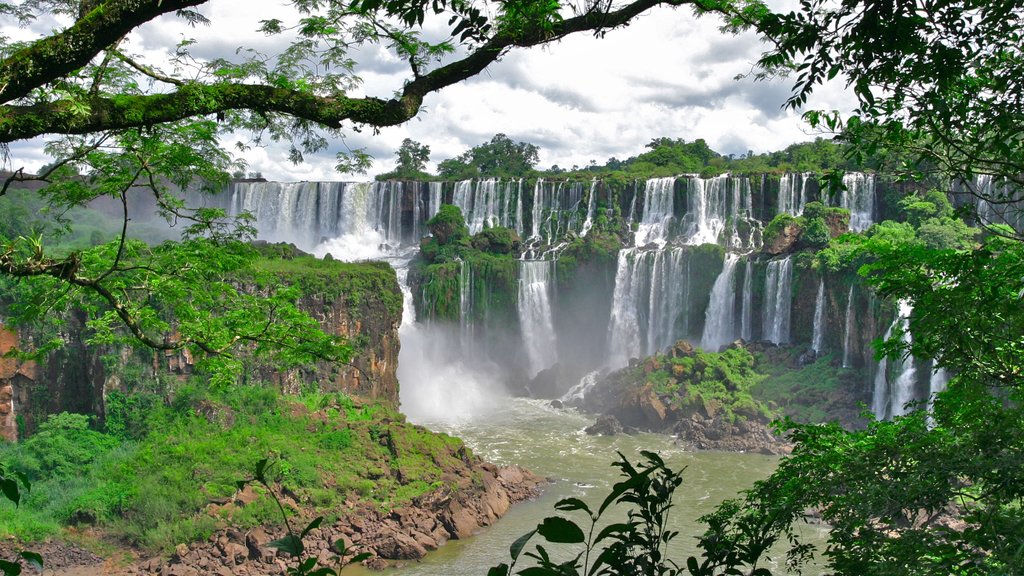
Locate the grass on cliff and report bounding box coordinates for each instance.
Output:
[0,382,467,553]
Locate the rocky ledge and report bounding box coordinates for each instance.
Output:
[122,463,543,575]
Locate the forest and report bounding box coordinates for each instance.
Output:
[0,0,1022,575]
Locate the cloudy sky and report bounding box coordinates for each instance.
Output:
[4,0,856,181]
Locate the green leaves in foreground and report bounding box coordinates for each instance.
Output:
[0,465,40,576]
[489,451,686,576]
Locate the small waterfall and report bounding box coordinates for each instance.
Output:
[514,179,524,238]
[842,285,855,367]
[871,300,917,419]
[634,177,675,247]
[811,279,826,354]
[701,254,739,351]
[740,258,753,341]
[605,247,689,367]
[778,173,809,216]
[428,181,443,220]
[929,367,949,399]
[762,257,793,344]
[580,179,598,237]
[840,172,876,232]
[889,301,917,417]
[518,260,559,378]
[459,257,474,354]
[560,370,601,404]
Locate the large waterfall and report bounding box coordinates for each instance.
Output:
[605,248,690,368]
[762,257,793,344]
[224,173,941,423]
[701,254,739,351]
[518,260,558,377]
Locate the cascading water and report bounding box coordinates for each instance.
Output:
[842,285,855,368]
[740,258,753,341]
[701,254,739,351]
[606,249,643,368]
[811,279,826,354]
[778,173,811,216]
[428,181,443,220]
[580,179,598,237]
[530,179,585,245]
[458,257,474,354]
[679,176,725,245]
[871,300,917,419]
[560,370,601,404]
[840,172,876,232]
[762,257,793,344]
[634,177,676,247]
[605,248,690,368]
[518,260,558,378]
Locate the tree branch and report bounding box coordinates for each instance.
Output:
[0,0,207,105]
[0,0,714,142]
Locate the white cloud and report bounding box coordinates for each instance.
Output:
[1,0,857,181]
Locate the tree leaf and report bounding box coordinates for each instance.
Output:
[267,534,303,557]
[509,528,536,561]
[536,516,585,544]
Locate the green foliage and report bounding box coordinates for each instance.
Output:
[437,134,540,179]
[0,383,471,553]
[378,138,432,180]
[798,217,830,248]
[488,451,685,576]
[470,226,521,255]
[426,204,469,246]
[762,213,797,247]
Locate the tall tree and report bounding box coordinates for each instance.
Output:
[394,138,431,176]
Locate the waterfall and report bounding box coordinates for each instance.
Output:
[871,300,917,419]
[740,258,753,341]
[889,301,917,417]
[580,179,598,237]
[842,285,855,368]
[518,260,558,377]
[230,181,410,259]
[606,249,642,368]
[701,254,739,351]
[680,175,727,246]
[560,370,601,404]
[514,179,524,237]
[762,257,793,344]
[840,172,876,232]
[778,173,809,216]
[428,181,443,220]
[530,179,585,244]
[634,177,675,247]
[811,279,826,354]
[605,248,689,367]
[459,258,474,354]
[645,248,689,355]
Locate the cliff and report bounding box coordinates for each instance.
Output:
[0,247,405,440]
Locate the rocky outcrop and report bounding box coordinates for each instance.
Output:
[123,463,543,575]
[576,340,791,454]
[763,220,801,255]
[0,323,37,441]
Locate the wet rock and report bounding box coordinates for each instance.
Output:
[585,414,623,436]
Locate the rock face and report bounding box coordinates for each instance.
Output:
[122,463,544,575]
[763,221,801,255]
[0,258,405,439]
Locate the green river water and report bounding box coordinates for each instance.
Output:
[348,398,827,575]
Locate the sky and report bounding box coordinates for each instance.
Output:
[3,0,857,181]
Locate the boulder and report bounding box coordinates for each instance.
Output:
[585,414,623,436]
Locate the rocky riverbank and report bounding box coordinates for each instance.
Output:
[2,461,543,576]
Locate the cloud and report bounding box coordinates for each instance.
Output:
[1,0,858,182]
